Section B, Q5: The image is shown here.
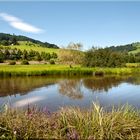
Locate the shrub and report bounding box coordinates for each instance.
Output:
[21,60,29,65]
[9,61,16,65]
[0,59,4,63]
[83,49,126,67]
[49,59,55,64]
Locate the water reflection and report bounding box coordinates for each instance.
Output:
[0,75,140,111]
[126,76,140,85]
[59,79,83,99]
[0,75,139,98]
[83,76,127,93]
[13,96,44,107]
[0,77,58,96]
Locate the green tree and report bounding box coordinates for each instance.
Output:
[10,34,18,45]
[83,48,126,67]
[11,49,17,60]
[51,52,58,59]
[41,52,51,61]
[28,50,36,60]
[0,51,4,63]
[1,40,9,46]
[35,52,42,61]
[4,49,10,60]
[16,49,23,59]
[22,50,28,60]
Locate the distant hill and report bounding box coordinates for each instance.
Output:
[129,43,140,54]
[0,33,59,49]
[106,42,140,54]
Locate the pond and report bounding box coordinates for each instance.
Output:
[0,75,140,111]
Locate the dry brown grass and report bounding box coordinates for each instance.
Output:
[0,103,140,139]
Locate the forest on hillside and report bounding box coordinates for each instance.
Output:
[83,48,140,67]
[106,43,137,52]
[0,33,59,49]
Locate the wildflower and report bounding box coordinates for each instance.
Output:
[26,104,33,118]
[43,106,51,115]
[67,129,79,140]
[14,131,17,135]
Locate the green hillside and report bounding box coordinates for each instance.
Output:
[0,33,59,49]
[107,42,140,54]
[129,43,140,54]
[0,40,84,65]
[10,41,60,54]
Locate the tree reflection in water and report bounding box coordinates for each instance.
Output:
[59,79,83,99]
[0,77,58,97]
[126,75,140,85]
[0,75,139,99]
[83,76,128,93]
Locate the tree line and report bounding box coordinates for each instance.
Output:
[83,48,140,67]
[0,46,57,63]
[105,42,139,52]
[59,42,140,67]
[0,33,59,49]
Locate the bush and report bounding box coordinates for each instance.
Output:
[21,60,29,65]
[0,59,4,63]
[49,59,55,64]
[83,49,126,67]
[9,61,16,65]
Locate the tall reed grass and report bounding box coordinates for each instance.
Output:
[0,103,140,139]
[0,65,140,76]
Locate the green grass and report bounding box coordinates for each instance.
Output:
[2,41,83,58]
[0,64,140,76]
[0,103,140,139]
[126,63,140,68]
[0,65,93,76]
[8,41,60,54]
[129,43,140,54]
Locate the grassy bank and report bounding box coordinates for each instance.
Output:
[0,103,140,139]
[0,64,140,76]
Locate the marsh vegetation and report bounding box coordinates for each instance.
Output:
[0,103,140,139]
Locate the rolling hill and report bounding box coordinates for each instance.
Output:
[106,42,140,54]
[0,34,84,65]
[129,43,140,54]
[0,32,140,55]
[0,33,59,49]
[10,41,60,54]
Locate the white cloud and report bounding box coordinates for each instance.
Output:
[0,13,44,34]
[13,96,44,107]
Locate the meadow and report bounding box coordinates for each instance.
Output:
[129,45,140,54]
[0,103,140,139]
[126,63,140,68]
[9,41,60,54]
[0,64,140,76]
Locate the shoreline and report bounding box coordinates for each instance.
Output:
[0,65,140,76]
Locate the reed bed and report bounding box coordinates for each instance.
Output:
[0,103,140,139]
[0,65,140,76]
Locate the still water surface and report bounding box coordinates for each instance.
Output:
[0,75,140,111]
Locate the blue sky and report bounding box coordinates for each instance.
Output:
[0,1,140,49]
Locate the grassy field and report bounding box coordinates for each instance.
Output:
[2,41,140,55]
[0,64,140,76]
[129,43,140,54]
[0,103,140,139]
[126,63,140,68]
[3,41,84,62]
[8,41,60,54]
